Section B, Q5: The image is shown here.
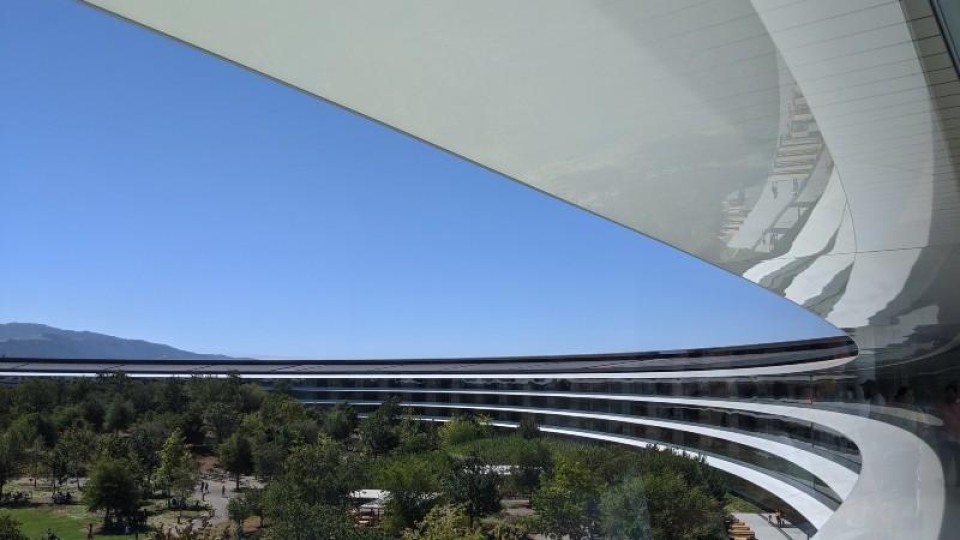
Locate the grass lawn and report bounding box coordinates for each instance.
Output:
[724,494,763,513]
[1,506,136,540]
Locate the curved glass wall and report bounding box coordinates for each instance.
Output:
[29,0,960,537]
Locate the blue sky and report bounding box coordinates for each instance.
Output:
[0,0,840,358]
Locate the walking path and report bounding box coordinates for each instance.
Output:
[191,476,232,524]
[165,472,261,536]
[733,513,808,540]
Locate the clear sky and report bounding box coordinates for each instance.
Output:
[0,0,841,359]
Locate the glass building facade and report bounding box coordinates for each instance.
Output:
[19,1,960,538]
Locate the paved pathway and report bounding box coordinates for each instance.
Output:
[733,513,809,540]
[192,476,232,524]
[165,473,261,536]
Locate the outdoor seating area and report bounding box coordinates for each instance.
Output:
[348,489,385,529]
[50,491,72,505]
[1,491,31,505]
[727,516,757,540]
[351,506,382,529]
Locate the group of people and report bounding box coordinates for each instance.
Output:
[196,480,226,501]
[96,510,149,537]
[168,497,204,511]
[50,491,72,505]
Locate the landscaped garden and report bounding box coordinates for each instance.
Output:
[0,375,746,539]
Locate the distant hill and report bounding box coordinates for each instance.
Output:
[0,323,234,360]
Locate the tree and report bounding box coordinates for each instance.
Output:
[104,397,135,432]
[532,452,603,539]
[237,384,266,414]
[443,453,501,527]
[396,412,437,455]
[599,476,652,540]
[401,504,484,540]
[278,436,356,506]
[438,416,487,448]
[253,440,285,480]
[82,398,106,431]
[159,379,187,414]
[203,403,239,444]
[130,419,169,490]
[24,436,44,489]
[486,519,531,540]
[241,488,265,528]
[516,416,540,440]
[261,493,386,540]
[359,398,401,455]
[376,455,444,535]
[0,513,28,540]
[322,403,358,441]
[601,471,725,540]
[45,444,70,491]
[510,440,551,496]
[0,431,26,502]
[227,496,251,539]
[84,458,141,528]
[56,426,96,490]
[156,429,198,505]
[219,433,254,490]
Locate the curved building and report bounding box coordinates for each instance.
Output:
[35,1,960,538]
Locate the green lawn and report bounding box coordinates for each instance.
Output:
[724,494,763,513]
[1,506,136,540]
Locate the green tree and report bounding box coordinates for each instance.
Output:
[322,403,358,441]
[237,384,266,414]
[0,513,28,540]
[438,416,487,448]
[401,504,484,540]
[532,452,603,539]
[510,439,551,496]
[376,455,444,535]
[56,426,96,490]
[84,458,141,528]
[97,432,133,460]
[0,431,26,502]
[486,519,531,540]
[203,402,239,444]
[516,416,540,440]
[45,444,70,491]
[602,471,725,540]
[242,488,265,528]
[156,429,198,504]
[227,496,251,539]
[278,436,356,506]
[130,419,169,489]
[600,475,652,540]
[82,398,106,431]
[104,397,135,432]
[25,436,44,489]
[219,433,254,490]
[359,397,401,455]
[396,413,437,455]
[262,481,387,540]
[443,453,501,527]
[159,379,187,414]
[253,440,285,480]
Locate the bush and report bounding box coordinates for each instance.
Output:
[601,471,726,540]
[438,416,488,448]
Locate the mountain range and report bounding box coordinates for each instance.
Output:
[0,323,233,360]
